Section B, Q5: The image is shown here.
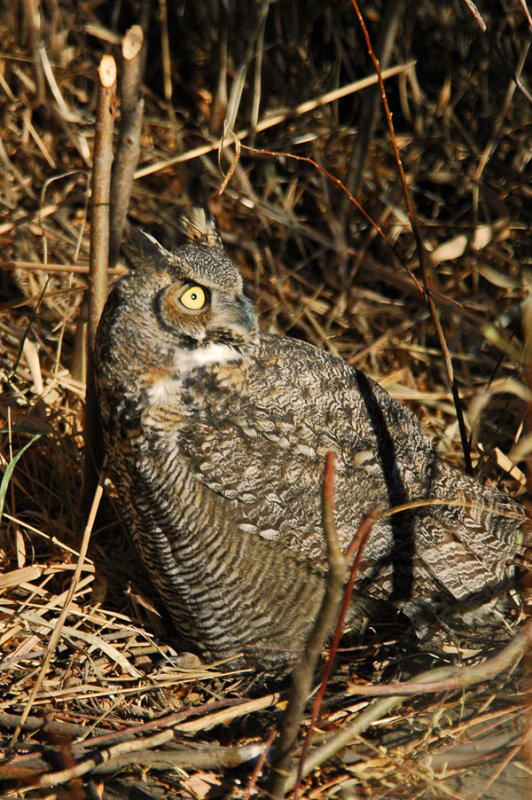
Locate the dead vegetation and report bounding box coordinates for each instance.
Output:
[0,1,531,798]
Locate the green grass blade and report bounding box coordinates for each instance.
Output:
[0,434,42,519]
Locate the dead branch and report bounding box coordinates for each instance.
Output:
[21,0,45,106]
[342,0,407,202]
[347,620,532,696]
[268,452,346,798]
[5,741,264,789]
[0,259,125,275]
[82,55,116,509]
[291,510,378,799]
[134,62,414,179]
[109,25,145,266]
[174,692,280,733]
[88,54,116,349]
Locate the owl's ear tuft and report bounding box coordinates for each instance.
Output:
[179,207,222,248]
[121,224,173,271]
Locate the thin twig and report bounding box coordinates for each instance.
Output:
[244,730,276,800]
[293,510,378,800]
[0,259,125,275]
[342,0,407,203]
[268,452,345,798]
[21,0,45,106]
[344,620,532,696]
[88,55,116,349]
[461,0,487,31]
[134,62,414,179]
[239,143,423,293]
[175,692,280,733]
[460,0,532,103]
[158,0,173,107]
[350,0,473,475]
[33,728,175,789]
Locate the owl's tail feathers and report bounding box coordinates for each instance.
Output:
[409,462,527,634]
[427,463,525,572]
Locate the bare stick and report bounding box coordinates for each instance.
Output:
[461,0,487,30]
[210,11,228,135]
[240,143,423,293]
[88,55,116,347]
[82,56,116,511]
[268,452,345,798]
[292,510,378,800]
[109,25,145,266]
[158,0,172,106]
[340,620,532,696]
[460,0,531,103]
[341,0,407,203]
[243,730,276,800]
[157,0,178,136]
[32,729,169,788]
[18,738,263,789]
[0,259,125,275]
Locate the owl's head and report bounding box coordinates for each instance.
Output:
[115,209,257,351]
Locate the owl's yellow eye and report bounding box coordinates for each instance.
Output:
[179,285,207,311]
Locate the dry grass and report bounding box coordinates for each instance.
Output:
[0,1,530,798]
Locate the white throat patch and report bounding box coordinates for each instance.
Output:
[176,342,241,371]
[147,343,241,405]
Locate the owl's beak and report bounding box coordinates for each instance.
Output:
[237,295,257,333]
[208,293,257,345]
[216,294,257,342]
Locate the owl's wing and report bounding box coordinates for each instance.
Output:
[174,332,523,623]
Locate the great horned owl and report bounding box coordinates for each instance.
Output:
[94,210,525,671]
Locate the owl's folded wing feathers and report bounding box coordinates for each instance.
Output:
[173,332,524,632]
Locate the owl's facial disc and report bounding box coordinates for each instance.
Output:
[155,279,256,347]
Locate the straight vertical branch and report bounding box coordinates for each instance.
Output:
[83,55,116,510]
[292,508,378,800]
[109,26,145,266]
[522,297,532,783]
[22,0,45,106]
[268,452,345,798]
[158,0,173,108]
[89,55,116,349]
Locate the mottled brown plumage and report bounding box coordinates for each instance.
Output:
[94,210,524,671]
